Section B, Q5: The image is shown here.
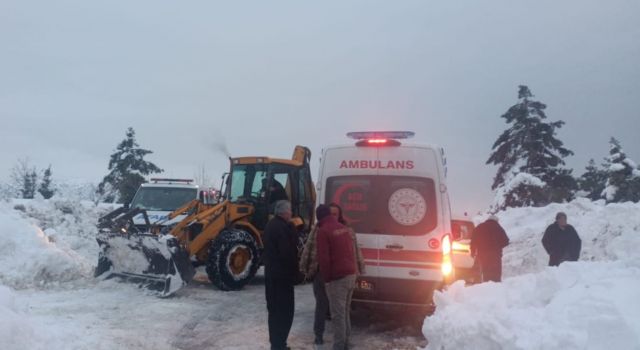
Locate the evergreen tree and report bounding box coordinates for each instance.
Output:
[578,159,607,201]
[97,127,163,203]
[602,137,640,202]
[24,170,38,199]
[38,165,55,199]
[10,158,38,199]
[487,85,574,210]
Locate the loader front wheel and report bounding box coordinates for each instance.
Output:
[206,229,259,291]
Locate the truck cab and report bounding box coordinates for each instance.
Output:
[130,178,199,228]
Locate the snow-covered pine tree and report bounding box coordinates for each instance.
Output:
[24,170,38,199]
[97,127,163,203]
[38,165,55,199]
[10,158,38,199]
[487,85,575,210]
[578,159,607,201]
[602,137,640,203]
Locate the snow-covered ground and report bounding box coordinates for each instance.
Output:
[423,198,640,350]
[2,198,639,349]
[0,199,424,350]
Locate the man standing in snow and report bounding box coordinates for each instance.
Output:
[263,200,298,350]
[470,215,510,282]
[316,204,361,350]
[542,212,581,266]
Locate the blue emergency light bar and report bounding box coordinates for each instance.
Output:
[346,131,415,140]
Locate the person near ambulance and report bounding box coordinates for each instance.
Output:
[470,215,509,282]
[329,203,364,276]
[299,223,329,345]
[315,204,364,350]
[263,200,298,350]
[542,212,581,266]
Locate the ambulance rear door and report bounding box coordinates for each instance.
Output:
[375,146,444,283]
[320,146,380,282]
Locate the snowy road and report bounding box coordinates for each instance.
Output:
[15,269,427,350]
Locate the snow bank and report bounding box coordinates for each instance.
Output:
[0,209,92,288]
[423,199,640,349]
[424,261,640,350]
[480,198,640,277]
[0,199,115,289]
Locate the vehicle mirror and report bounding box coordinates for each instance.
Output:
[123,203,130,210]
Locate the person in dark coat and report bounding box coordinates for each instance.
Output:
[470,215,510,282]
[542,212,581,267]
[263,200,298,350]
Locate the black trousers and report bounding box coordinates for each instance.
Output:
[312,273,330,339]
[265,277,295,350]
[480,259,503,282]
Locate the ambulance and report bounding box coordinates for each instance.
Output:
[316,131,454,308]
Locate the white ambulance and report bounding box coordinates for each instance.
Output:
[316,131,454,308]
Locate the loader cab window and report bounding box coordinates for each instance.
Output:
[268,173,290,204]
[229,164,267,202]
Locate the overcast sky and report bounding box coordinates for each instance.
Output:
[1,0,639,213]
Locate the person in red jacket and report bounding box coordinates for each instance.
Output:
[316,204,360,350]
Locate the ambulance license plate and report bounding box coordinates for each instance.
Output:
[358,279,374,291]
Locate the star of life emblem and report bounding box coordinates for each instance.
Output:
[388,188,427,226]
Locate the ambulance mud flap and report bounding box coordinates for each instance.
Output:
[95,232,195,297]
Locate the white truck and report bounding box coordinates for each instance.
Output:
[129,178,200,229]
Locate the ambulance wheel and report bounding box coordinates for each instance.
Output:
[206,229,259,291]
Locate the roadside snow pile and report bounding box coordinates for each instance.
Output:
[423,199,640,349]
[0,209,91,288]
[483,198,640,277]
[424,261,640,350]
[0,199,115,289]
[6,199,117,262]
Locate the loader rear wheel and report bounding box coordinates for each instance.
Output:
[206,229,259,291]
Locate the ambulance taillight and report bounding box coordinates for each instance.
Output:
[441,234,453,276]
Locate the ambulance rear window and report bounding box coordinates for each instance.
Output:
[326,176,437,235]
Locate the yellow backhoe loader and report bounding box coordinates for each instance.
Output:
[95,146,316,296]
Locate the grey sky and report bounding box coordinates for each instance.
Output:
[1,0,639,213]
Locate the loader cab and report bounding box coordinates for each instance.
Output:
[227,154,315,232]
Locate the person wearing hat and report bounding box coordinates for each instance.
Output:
[470,215,510,282]
[316,204,361,350]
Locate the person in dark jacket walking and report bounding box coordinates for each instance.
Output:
[263,200,298,350]
[316,204,364,350]
[542,212,581,267]
[470,215,510,283]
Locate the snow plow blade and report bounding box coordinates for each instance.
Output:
[95,232,195,297]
